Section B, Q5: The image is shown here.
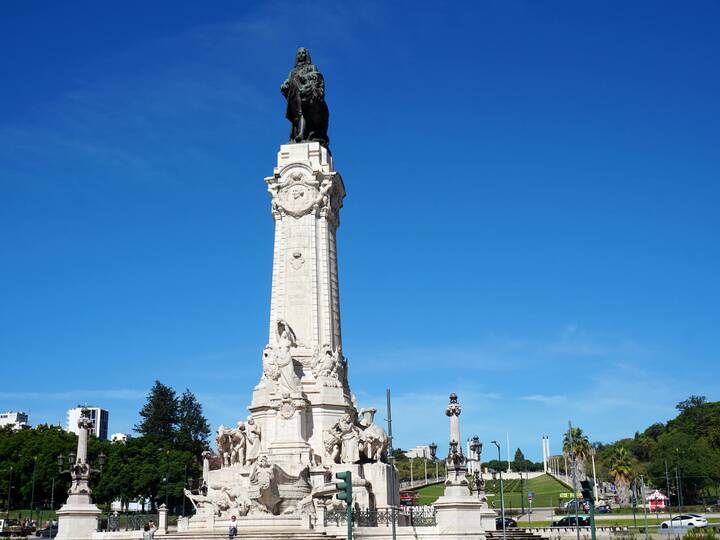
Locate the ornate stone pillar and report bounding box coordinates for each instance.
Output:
[56,409,101,540]
[433,393,496,539]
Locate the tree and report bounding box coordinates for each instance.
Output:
[135,381,178,445]
[646,431,720,505]
[676,395,707,413]
[608,446,633,507]
[176,389,211,458]
[563,427,591,479]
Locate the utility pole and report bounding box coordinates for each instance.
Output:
[30,456,38,523]
[664,460,673,523]
[675,465,683,513]
[641,475,649,540]
[675,448,684,512]
[386,389,397,540]
[5,466,12,518]
[50,476,55,515]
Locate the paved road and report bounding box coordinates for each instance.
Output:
[511,508,720,522]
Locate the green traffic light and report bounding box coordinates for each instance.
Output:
[335,471,353,502]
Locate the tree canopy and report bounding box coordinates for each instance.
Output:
[0,380,210,515]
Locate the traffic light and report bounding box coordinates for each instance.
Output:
[335,471,353,503]
[580,479,594,503]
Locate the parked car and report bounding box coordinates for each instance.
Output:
[35,525,58,538]
[553,515,591,527]
[0,519,21,537]
[399,491,418,506]
[660,514,708,528]
[496,517,517,529]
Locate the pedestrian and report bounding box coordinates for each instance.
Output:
[142,523,154,540]
[229,515,238,539]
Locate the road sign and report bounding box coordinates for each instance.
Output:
[528,491,534,502]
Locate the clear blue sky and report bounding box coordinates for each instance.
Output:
[1,1,719,461]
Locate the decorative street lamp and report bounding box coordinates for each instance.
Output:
[491,440,507,540]
[429,441,439,481]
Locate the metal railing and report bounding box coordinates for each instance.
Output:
[399,476,446,489]
[98,512,158,532]
[323,506,436,528]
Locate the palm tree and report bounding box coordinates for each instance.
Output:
[608,446,633,507]
[563,427,591,480]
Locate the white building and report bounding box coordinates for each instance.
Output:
[405,445,432,459]
[66,406,109,440]
[0,411,29,430]
[110,432,127,443]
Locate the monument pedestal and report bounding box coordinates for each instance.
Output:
[434,494,496,539]
[56,497,101,540]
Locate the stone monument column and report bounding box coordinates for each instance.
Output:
[434,393,496,539]
[250,141,353,468]
[56,409,102,540]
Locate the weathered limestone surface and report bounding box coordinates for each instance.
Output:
[179,143,393,533]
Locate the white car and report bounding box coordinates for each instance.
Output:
[660,514,708,528]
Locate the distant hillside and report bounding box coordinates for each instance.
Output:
[593,395,720,505]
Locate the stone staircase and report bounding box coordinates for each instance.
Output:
[162,530,343,540]
[486,530,548,540]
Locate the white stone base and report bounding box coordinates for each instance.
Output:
[433,493,496,540]
[56,503,101,540]
[178,513,310,533]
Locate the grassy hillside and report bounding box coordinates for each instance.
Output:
[485,473,570,509]
[411,473,569,508]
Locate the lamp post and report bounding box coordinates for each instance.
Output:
[30,456,38,523]
[5,466,12,518]
[491,440,506,540]
[429,442,438,481]
[469,436,483,497]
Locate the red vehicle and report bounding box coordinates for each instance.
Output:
[400,491,418,506]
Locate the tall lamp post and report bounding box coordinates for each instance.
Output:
[469,436,483,497]
[429,442,438,481]
[5,466,12,518]
[491,440,506,540]
[30,456,38,523]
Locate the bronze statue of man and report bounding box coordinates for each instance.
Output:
[281,47,329,147]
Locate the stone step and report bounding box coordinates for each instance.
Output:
[486,531,548,540]
[163,531,341,540]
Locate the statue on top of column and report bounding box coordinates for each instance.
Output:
[281,47,329,148]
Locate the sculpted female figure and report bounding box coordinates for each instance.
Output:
[273,319,302,394]
[245,416,262,465]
